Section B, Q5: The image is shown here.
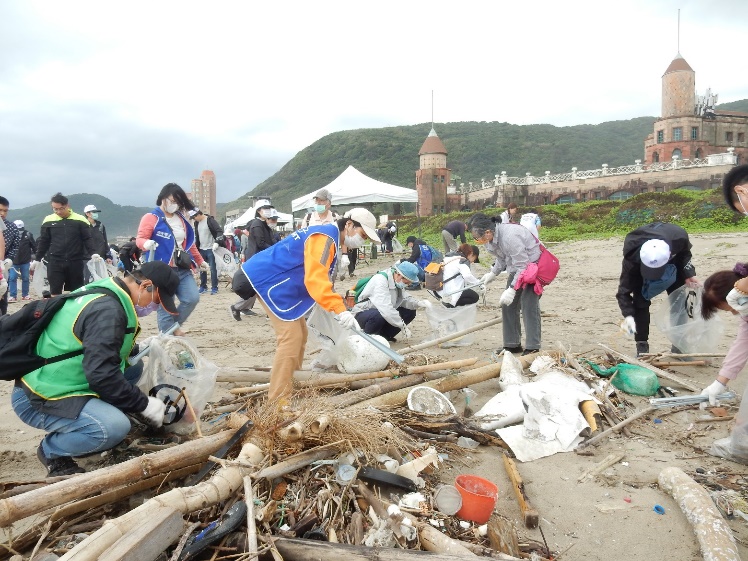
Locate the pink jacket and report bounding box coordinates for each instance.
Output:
[720,316,748,382]
[513,262,543,295]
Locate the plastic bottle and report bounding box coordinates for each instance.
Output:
[176,350,194,369]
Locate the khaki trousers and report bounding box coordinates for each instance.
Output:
[259,299,308,401]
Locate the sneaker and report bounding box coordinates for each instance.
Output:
[21,296,31,300]
[522,349,539,356]
[350,273,357,278]
[211,288,218,295]
[229,305,242,321]
[636,341,650,357]
[7,296,16,302]
[502,346,524,354]
[37,443,85,477]
[198,287,208,294]
[241,309,258,317]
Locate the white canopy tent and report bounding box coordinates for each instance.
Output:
[226,209,294,232]
[291,165,418,212]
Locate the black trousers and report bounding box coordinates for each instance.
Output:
[355,306,417,341]
[47,259,85,295]
[347,248,357,275]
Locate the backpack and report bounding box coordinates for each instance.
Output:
[343,272,389,309]
[423,261,461,292]
[0,287,116,381]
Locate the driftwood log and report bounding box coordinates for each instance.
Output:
[272,537,478,561]
[398,317,503,354]
[0,429,234,528]
[658,466,741,561]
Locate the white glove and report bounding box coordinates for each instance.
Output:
[480,272,496,285]
[0,278,7,297]
[30,260,40,272]
[700,380,727,409]
[143,240,158,251]
[726,288,748,316]
[621,316,637,337]
[200,261,209,272]
[140,396,166,428]
[389,226,397,233]
[337,310,359,330]
[90,254,102,262]
[499,287,516,306]
[417,300,431,309]
[403,325,412,339]
[212,242,219,251]
[3,258,12,270]
[340,254,350,269]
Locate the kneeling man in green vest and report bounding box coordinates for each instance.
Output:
[11,261,179,477]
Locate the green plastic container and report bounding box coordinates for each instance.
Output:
[584,360,660,397]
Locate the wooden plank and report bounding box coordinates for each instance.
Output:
[502,454,539,529]
[99,505,184,561]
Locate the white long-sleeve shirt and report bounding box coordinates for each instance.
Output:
[352,268,419,328]
[436,255,481,306]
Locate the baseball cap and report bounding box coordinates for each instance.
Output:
[268,209,280,220]
[84,204,100,214]
[188,208,202,218]
[133,261,180,315]
[394,261,420,283]
[344,208,380,243]
[639,239,671,280]
[253,199,272,214]
[314,188,332,202]
[13,220,24,229]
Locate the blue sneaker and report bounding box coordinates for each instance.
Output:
[211,288,218,295]
[198,287,207,294]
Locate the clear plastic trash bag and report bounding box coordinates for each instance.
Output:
[30,262,50,296]
[137,335,218,435]
[653,285,724,353]
[86,259,108,281]
[306,306,346,370]
[711,382,748,464]
[423,302,477,347]
[392,238,404,253]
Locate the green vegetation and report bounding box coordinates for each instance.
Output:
[394,189,748,247]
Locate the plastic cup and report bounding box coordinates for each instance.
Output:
[454,474,498,524]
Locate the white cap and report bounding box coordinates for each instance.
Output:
[188,208,202,218]
[639,239,671,279]
[253,199,272,215]
[268,209,280,219]
[344,208,380,243]
[13,220,24,229]
[84,204,100,214]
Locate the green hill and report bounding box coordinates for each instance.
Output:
[233,117,657,214]
[10,194,150,240]
[716,99,748,112]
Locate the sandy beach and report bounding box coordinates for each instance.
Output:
[1,232,747,560]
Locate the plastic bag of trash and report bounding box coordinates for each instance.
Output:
[30,261,50,296]
[86,259,108,281]
[653,285,724,353]
[710,382,748,465]
[306,306,346,371]
[584,360,660,397]
[213,247,238,277]
[423,302,477,347]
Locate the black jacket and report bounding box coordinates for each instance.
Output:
[36,212,96,262]
[90,220,109,257]
[245,218,275,259]
[15,228,36,265]
[616,222,696,317]
[194,215,225,248]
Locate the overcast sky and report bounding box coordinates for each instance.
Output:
[1,0,746,211]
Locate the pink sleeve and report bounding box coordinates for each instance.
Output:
[718,317,748,382]
[136,214,157,250]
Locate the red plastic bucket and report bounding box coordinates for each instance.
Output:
[454,474,498,524]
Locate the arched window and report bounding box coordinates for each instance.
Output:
[652,152,660,163]
[672,148,682,159]
[609,191,634,201]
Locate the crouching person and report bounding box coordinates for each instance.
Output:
[352,261,430,342]
[11,261,179,477]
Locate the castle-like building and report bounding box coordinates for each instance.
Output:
[415,53,747,215]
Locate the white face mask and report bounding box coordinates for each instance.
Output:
[260,209,273,219]
[268,222,277,230]
[345,233,365,248]
[164,202,179,214]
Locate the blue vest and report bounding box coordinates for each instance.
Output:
[417,244,433,269]
[148,208,196,265]
[242,224,339,321]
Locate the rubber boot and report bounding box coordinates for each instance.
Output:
[636,341,649,357]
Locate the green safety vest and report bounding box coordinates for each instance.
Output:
[21,278,139,401]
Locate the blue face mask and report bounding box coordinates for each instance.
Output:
[314,204,327,213]
[91,212,99,220]
[395,281,407,289]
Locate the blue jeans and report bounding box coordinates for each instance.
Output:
[8,263,30,298]
[12,386,131,458]
[157,267,200,332]
[198,248,218,291]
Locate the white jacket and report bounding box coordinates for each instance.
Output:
[436,255,481,306]
[352,268,419,328]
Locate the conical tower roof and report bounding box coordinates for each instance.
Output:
[663,53,694,76]
[419,127,447,156]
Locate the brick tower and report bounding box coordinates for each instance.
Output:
[662,53,695,118]
[415,127,450,216]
